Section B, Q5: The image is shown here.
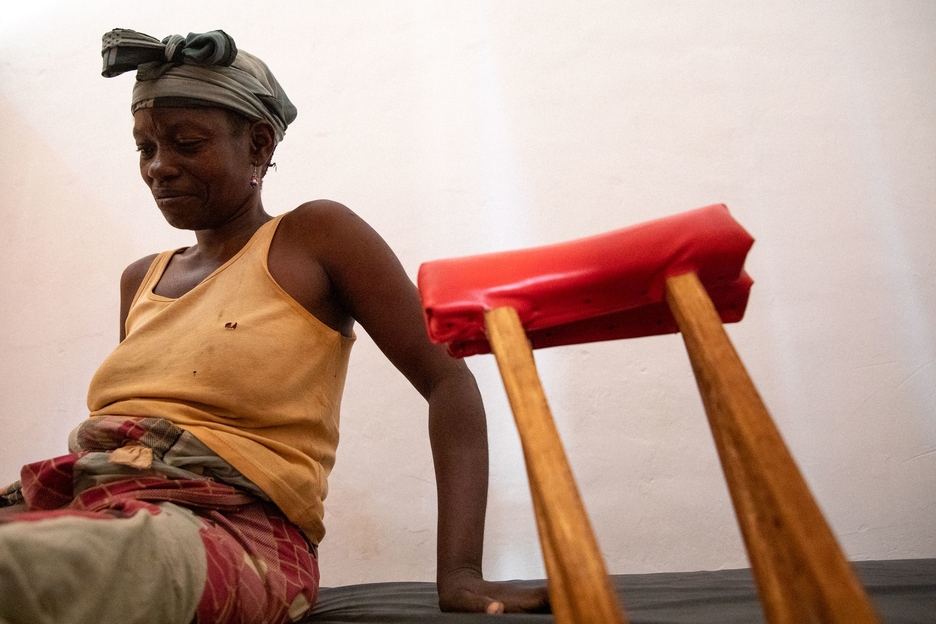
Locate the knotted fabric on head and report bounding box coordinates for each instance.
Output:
[101,28,297,141]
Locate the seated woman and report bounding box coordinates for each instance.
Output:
[0,29,548,624]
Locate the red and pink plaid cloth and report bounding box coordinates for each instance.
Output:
[0,416,319,623]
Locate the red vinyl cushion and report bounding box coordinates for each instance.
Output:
[417,204,755,358]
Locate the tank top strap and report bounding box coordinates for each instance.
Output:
[242,213,287,263]
[132,250,181,308]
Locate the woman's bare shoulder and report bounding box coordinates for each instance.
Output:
[283,199,363,230]
[278,200,382,254]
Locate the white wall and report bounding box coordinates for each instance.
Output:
[1,0,934,586]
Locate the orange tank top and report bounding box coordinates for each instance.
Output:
[87,214,355,544]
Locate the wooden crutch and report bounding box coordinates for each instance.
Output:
[665,271,881,623]
[418,204,882,624]
[484,304,626,623]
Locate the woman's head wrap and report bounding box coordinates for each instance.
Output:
[101,29,297,141]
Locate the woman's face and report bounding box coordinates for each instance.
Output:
[132,107,255,230]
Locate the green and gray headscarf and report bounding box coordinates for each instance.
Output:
[101,28,297,141]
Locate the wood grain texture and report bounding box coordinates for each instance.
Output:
[485,306,627,624]
[665,271,882,624]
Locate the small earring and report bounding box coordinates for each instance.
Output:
[249,165,260,189]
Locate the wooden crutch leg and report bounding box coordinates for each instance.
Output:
[529,471,577,624]
[704,398,812,623]
[485,306,627,624]
[664,271,882,624]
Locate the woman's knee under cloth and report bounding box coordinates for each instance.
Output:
[0,497,319,624]
[0,501,206,624]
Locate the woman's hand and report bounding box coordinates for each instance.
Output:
[438,568,550,614]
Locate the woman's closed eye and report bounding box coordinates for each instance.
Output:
[175,139,206,154]
[135,143,156,159]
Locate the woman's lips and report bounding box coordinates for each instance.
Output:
[153,192,192,205]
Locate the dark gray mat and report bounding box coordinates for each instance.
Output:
[304,558,936,623]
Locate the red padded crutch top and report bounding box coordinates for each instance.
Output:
[418,204,755,358]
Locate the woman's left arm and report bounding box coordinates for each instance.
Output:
[299,201,548,613]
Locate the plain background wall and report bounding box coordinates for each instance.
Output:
[1,0,934,586]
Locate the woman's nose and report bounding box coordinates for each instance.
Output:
[147,149,179,180]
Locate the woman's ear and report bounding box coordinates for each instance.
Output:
[249,120,277,167]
